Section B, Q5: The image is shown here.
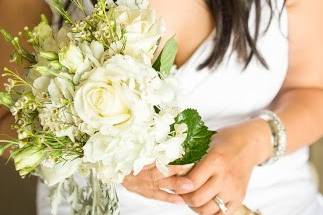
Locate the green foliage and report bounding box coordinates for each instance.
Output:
[153,36,178,78]
[170,109,216,165]
[49,0,74,24]
[0,92,13,108]
[0,28,36,64]
[71,2,127,51]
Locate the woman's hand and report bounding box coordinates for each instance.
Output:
[122,164,194,204]
[158,119,272,215]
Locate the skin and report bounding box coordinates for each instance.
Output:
[1,0,323,214]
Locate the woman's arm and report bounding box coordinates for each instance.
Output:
[0,0,51,157]
[270,0,323,154]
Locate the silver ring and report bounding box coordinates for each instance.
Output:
[213,196,228,214]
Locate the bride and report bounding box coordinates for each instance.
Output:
[1,0,323,214]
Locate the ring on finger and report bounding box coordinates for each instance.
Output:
[213,195,228,214]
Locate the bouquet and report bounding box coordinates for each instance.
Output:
[0,0,215,214]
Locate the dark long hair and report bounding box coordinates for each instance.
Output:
[62,0,285,69]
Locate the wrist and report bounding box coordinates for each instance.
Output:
[213,118,273,168]
[243,118,273,166]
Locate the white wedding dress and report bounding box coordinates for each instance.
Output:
[38,0,323,214]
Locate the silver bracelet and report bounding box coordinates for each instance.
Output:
[258,110,288,166]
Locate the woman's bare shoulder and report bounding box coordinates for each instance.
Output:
[282,0,323,90]
[150,0,214,66]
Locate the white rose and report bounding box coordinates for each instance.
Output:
[74,55,156,134]
[115,5,165,64]
[74,80,132,134]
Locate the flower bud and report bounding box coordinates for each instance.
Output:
[0,92,13,108]
[39,51,58,61]
[13,145,46,177]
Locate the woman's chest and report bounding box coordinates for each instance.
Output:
[175,13,289,129]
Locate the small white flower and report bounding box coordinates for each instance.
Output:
[156,135,186,175]
[152,112,175,142]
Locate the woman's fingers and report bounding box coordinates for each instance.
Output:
[158,158,218,195]
[150,190,186,204]
[181,176,221,207]
[139,165,194,181]
[190,199,220,215]
[124,165,195,192]
[181,154,219,194]
[158,176,195,194]
[130,187,185,204]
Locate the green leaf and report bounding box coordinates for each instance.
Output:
[0,92,13,108]
[153,36,178,78]
[170,109,216,165]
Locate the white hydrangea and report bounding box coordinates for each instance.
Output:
[83,120,186,183]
